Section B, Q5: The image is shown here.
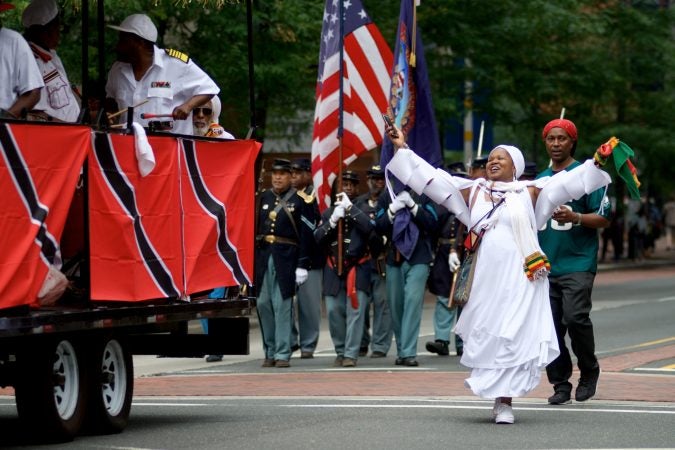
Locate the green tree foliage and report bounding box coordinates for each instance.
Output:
[2,0,673,197]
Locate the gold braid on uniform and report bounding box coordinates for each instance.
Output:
[165,48,190,63]
[297,189,315,204]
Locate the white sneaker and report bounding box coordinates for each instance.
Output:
[494,402,515,424]
[492,398,500,417]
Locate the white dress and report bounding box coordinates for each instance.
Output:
[384,147,612,399]
[454,184,559,398]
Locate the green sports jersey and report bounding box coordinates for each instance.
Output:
[537,161,611,276]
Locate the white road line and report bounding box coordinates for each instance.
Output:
[281,403,675,414]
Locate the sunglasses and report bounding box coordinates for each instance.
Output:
[193,107,213,116]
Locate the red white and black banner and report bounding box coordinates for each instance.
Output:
[0,123,90,310]
[89,133,260,301]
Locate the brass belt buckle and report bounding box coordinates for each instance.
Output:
[264,235,275,244]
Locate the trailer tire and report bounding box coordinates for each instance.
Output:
[84,338,133,434]
[14,339,88,442]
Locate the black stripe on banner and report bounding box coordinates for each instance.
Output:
[0,124,59,265]
[92,132,180,298]
[182,139,250,284]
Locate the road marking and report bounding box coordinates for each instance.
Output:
[632,367,675,373]
[597,336,675,355]
[282,403,675,414]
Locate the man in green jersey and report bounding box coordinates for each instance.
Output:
[537,118,611,405]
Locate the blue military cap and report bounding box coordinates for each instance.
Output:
[271,158,291,172]
[366,164,384,178]
[291,158,311,172]
[342,170,359,183]
[521,161,538,180]
[471,157,488,169]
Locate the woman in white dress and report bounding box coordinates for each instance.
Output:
[383,124,611,424]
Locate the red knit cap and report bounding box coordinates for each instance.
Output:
[542,119,578,141]
[0,1,15,12]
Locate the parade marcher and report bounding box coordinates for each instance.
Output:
[382,122,612,424]
[192,95,234,139]
[538,118,610,405]
[425,162,468,357]
[289,157,324,359]
[0,1,43,118]
[375,169,439,368]
[315,171,376,367]
[255,159,311,368]
[469,157,488,180]
[22,0,79,122]
[105,13,219,135]
[355,165,392,358]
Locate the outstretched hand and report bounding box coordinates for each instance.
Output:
[384,123,406,149]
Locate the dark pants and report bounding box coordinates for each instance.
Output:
[546,272,599,393]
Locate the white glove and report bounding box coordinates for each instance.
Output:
[335,192,352,211]
[448,251,461,273]
[295,268,308,285]
[329,204,345,228]
[389,197,405,214]
[397,191,415,208]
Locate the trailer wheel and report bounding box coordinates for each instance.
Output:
[84,338,133,434]
[15,339,88,442]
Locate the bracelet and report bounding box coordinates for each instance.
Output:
[573,213,582,226]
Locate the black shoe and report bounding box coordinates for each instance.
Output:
[576,368,600,402]
[394,357,404,366]
[456,348,463,357]
[291,344,300,353]
[205,354,223,363]
[548,390,572,405]
[425,340,449,356]
[334,356,344,367]
[403,357,419,367]
[359,347,368,357]
[370,351,387,358]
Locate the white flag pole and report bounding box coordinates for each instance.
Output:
[476,120,485,158]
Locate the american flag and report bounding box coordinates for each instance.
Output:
[311,0,393,211]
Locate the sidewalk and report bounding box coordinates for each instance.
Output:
[597,235,675,271]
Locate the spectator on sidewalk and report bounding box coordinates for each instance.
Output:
[663,195,675,251]
[537,118,610,406]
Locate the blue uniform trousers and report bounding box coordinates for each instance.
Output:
[386,262,430,358]
[291,268,322,353]
[432,296,463,351]
[325,286,368,360]
[257,256,292,361]
[362,271,392,354]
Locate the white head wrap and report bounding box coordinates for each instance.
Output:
[491,145,525,179]
[210,95,221,124]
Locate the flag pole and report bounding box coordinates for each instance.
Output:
[336,0,345,276]
[476,120,485,158]
[560,107,566,119]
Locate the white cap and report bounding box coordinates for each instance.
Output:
[22,0,59,28]
[108,13,157,43]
